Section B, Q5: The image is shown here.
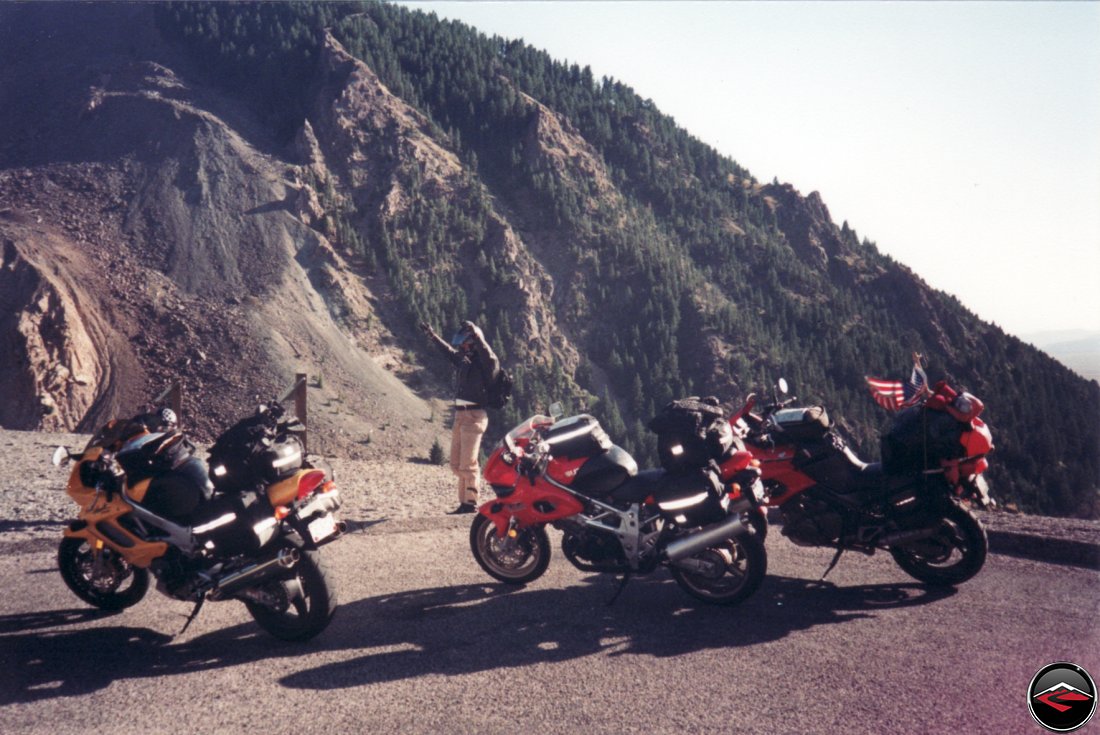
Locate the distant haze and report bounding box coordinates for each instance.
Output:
[402,1,1100,338]
[1021,330,1100,382]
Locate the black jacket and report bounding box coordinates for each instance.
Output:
[428,330,500,406]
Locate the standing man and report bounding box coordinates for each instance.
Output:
[420,319,500,514]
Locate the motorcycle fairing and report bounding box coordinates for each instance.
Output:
[479,475,585,536]
[63,497,170,568]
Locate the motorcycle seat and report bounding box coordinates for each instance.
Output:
[842,462,920,496]
[609,469,666,503]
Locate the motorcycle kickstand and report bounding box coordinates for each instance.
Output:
[176,597,205,638]
[606,571,633,606]
[820,547,845,581]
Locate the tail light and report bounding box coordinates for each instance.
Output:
[296,469,327,499]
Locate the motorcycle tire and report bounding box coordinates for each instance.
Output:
[669,532,767,606]
[748,510,769,541]
[57,536,150,611]
[469,514,550,585]
[244,542,337,642]
[889,503,988,586]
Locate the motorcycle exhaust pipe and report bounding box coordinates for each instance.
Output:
[209,548,300,600]
[664,513,748,563]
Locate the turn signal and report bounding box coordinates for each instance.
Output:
[507,529,518,539]
[750,459,761,468]
[274,505,290,521]
[322,481,336,493]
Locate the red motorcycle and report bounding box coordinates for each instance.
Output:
[731,378,993,585]
[469,406,768,605]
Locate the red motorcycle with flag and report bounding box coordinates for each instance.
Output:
[732,356,994,585]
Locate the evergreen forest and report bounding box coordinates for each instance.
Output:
[153,1,1098,517]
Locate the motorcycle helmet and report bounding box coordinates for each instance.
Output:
[450,327,475,350]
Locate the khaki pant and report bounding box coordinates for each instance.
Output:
[451,408,489,504]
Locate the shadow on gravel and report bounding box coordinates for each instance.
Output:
[0,613,332,705]
[0,520,69,532]
[278,574,957,690]
[0,575,955,704]
[0,607,118,634]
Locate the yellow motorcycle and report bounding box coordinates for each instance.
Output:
[53,400,344,641]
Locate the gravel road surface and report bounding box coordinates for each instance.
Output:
[0,429,1096,735]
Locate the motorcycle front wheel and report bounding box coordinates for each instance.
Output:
[669,532,767,606]
[58,536,150,611]
[469,514,550,585]
[889,503,988,586]
[244,544,337,641]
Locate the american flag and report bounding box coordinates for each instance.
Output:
[866,359,929,411]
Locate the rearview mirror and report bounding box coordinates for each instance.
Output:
[548,402,564,420]
[777,378,789,395]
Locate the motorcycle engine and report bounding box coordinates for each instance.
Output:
[780,495,843,547]
[151,547,204,601]
[560,523,627,573]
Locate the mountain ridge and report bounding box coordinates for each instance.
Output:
[0,1,1096,517]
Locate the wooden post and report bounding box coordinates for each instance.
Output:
[294,372,308,454]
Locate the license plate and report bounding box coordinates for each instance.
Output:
[308,514,337,543]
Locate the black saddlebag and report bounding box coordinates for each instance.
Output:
[881,406,965,474]
[653,467,727,527]
[191,489,274,555]
[208,413,302,493]
[648,397,734,471]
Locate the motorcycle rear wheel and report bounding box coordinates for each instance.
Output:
[669,533,767,606]
[889,504,987,586]
[469,514,550,585]
[244,544,337,641]
[57,536,149,611]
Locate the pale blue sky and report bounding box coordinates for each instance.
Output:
[400,1,1100,337]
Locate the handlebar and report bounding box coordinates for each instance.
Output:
[756,395,798,416]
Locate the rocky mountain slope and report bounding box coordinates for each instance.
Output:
[0,3,445,459]
[0,2,1096,516]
